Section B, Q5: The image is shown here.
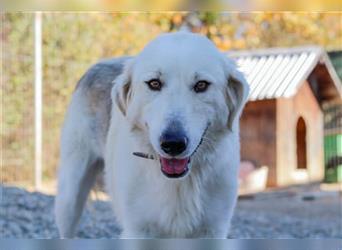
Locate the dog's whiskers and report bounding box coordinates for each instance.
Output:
[202,136,215,149]
[202,135,215,145]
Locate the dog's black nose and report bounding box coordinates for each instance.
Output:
[160,133,188,156]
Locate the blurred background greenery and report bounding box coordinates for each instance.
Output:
[1,12,341,186]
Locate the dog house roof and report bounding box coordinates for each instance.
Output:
[227,46,342,102]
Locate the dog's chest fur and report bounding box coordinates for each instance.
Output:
[136,172,205,237]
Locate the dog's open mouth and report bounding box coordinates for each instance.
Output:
[159,157,190,178]
[132,123,210,179]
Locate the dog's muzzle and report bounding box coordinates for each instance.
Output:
[133,123,210,179]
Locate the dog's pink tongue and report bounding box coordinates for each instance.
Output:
[160,157,189,174]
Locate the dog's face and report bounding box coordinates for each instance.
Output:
[113,32,249,179]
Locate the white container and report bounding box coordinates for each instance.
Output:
[239,165,269,195]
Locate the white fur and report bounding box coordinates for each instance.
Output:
[55,32,249,238]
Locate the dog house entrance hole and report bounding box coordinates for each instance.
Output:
[296,117,307,169]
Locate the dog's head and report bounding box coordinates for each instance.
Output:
[112,32,249,178]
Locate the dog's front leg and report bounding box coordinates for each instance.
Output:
[193,182,238,239]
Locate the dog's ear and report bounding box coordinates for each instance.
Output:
[111,58,134,116]
[224,57,250,131]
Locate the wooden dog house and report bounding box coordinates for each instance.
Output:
[228,46,342,187]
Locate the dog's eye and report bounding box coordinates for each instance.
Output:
[145,79,162,91]
[193,80,210,93]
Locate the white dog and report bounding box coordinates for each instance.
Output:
[55,32,249,238]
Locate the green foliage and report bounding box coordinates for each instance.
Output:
[329,51,342,80]
[2,12,341,184]
[2,13,35,183]
[195,12,342,50]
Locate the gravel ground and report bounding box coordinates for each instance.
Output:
[1,184,341,238]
